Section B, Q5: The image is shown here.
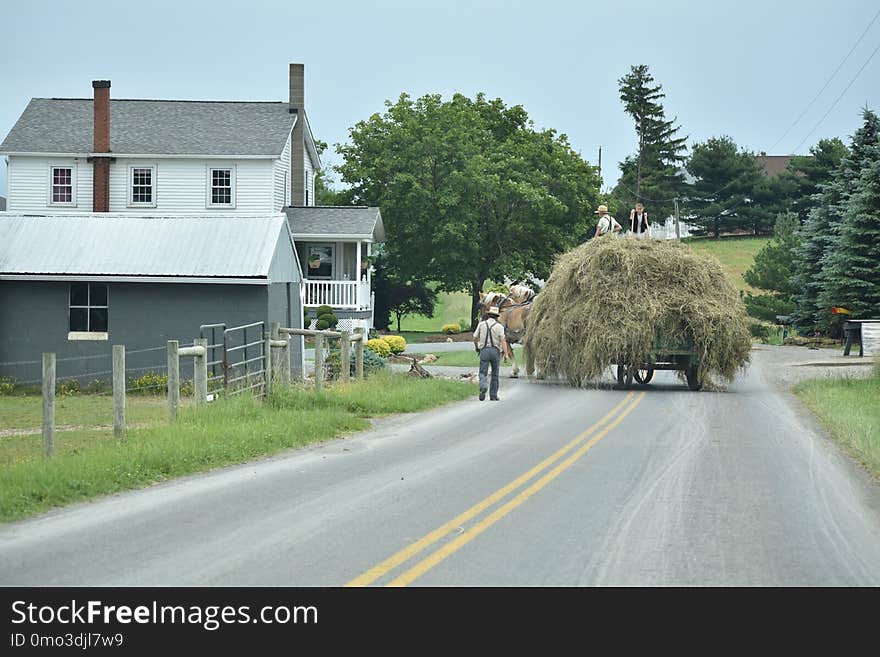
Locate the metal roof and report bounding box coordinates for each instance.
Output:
[285,206,385,241]
[0,99,296,156]
[0,214,291,281]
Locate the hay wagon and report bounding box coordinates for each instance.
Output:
[615,336,703,391]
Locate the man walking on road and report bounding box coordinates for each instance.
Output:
[474,305,507,401]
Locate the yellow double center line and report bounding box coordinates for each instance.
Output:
[346,390,646,587]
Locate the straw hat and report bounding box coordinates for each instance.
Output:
[594,204,610,215]
[487,306,500,317]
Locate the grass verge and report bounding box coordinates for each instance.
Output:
[0,372,476,523]
[794,373,880,478]
[0,394,171,431]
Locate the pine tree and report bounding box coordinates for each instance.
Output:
[792,109,880,331]
[685,136,763,237]
[612,65,688,222]
[817,110,880,323]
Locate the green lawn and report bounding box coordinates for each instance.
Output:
[686,236,771,293]
[0,372,476,522]
[398,290,474,333]
[794,373,880,478]
[0,394,172,431]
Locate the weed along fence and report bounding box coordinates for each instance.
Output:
[28,324,367,458]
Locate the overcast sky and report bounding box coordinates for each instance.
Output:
[2,0,879,198]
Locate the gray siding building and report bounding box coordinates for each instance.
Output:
[0,213,303,385]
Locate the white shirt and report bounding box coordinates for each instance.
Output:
[597,214,621,235]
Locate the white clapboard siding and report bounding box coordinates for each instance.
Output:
[273,131,292,210]
[6,156,93,212]
[5,155,277,213]
[109,158,275,213]
[304,148,315,206]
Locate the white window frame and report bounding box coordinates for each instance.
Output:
[68,282,109,341]
[128,164,158,208]
[206,164,237,208]
[48,163,77,207]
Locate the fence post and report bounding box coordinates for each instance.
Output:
[340,331,351,383]
[167,340,179,420]
[282,333,291,387]
[113,344,125,438]
[264,329,273,398]
[355,327,365,380]
[42,352,55,457]
[314,334,325,391]
[194,338,208,406]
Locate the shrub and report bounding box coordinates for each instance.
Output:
[0,377,16,395]
[383,335,407,354]
[56,378,80,396]
[366,338,392,357]
[458,318,470,331]
[442,323,461,334]
[317,312,339,331]
[749,323,771,343]
[84,378,109,394]
[128,371,192,395]
[326,348,387,379]
[316,305,333,318]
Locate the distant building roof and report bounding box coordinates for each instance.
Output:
[285,206,385,241]
[0,214,295,283]
[756,154,794,177]
[0,99,296,157]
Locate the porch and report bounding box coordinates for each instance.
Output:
[286,205,385,314]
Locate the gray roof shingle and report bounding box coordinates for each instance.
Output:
[0,99,295,156]
[0,213,292,280]
[285,206,385,241]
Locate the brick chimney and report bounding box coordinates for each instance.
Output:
[289,64,306,206]
[91,80,112,212]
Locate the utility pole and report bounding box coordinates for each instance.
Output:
[674,197,681,240]
[597,146,602,189]
[635,118,643,201]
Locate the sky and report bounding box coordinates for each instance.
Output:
[2,0,879,198]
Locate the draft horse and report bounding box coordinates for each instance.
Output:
[478,284,536,378]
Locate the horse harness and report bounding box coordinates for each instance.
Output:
[487,291,535,342]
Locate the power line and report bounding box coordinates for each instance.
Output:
[792,39,880,154]
[769,6,880,153]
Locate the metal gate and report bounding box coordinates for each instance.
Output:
[200,321,267,397]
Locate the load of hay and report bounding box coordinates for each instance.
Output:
[523,236,751,387]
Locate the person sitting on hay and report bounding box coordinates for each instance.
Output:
[594,204,622,238]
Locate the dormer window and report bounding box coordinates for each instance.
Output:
[207,166,236,207]
[129,165,157,208]
[49,165,76,206]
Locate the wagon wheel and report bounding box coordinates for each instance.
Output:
[615,363,634,390]
[685,366,703,391]
[634,368,654,385]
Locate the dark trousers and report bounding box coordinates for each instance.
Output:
[479,346,500,399]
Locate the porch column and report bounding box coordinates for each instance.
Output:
[356,240,362,282]
[366,242,372,286]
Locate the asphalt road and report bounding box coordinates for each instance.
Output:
[2,349,879,586]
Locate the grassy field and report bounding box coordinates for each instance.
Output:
[686,236,771,293]
[794,371,880,478]
[0,394,172,431]
[0,372,476,522]
[398,289,474,333]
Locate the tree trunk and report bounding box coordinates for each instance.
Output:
[470,278,485,331]
[396,312,403,333]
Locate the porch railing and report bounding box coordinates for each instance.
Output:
[302,279,371,309]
